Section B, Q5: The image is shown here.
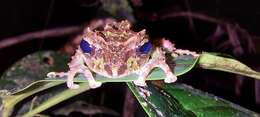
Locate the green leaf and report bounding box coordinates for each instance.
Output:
[21,82,90,117]
[1,81,64,117]
[162,84,259,117]
[0,51,69,93]
[198,52,260,80]
[127,82,196,117]
[59,54,199,82]
[0,51,199,117]
[4,51,260,117]
[127,82,260,117]
[0,51,69,117]
[126,53,260,117]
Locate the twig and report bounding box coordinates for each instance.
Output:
[129,0,143,8]
[184,0,197,37]
[160,11,221,24]
[160,11,256,55]
[0,26,82,49]
[226,24,244,55]
[123,88,136,117]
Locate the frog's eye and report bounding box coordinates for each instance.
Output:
[138,41,152,54]
[80,39,92,53]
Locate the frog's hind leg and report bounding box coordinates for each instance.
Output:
[158,61,177,83]
[161,38,198,57]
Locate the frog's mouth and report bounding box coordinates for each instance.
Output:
[104,63,129,78]
[89,62,138,79]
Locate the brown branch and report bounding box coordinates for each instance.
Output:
[129,0,143,8]
[0,26,82,49]
[184,0,197,36]
[123,88,136,117]
[160,11,221,24]
[159,11,256,55]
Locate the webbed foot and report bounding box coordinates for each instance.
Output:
[67,82,80,89]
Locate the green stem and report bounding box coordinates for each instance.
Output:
[21,82,90,117]
[198,53,260,80]
[2,81,64,117]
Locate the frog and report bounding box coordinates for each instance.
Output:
[47,20,198,89]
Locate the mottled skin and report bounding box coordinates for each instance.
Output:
[47,20,198,89]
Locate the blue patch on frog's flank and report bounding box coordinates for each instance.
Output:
[139,41,152,54]
[80,39,92,53]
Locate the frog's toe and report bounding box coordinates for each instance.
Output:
[89,81,102,88]
[164,74,177,83]
[47,72,56,78]
[47,72,66,78]
[67,82,80,89]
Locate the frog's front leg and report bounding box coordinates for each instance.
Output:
[80,66,102,88]
[47,66,81,89]
[47,50,101,89]
[64,65,101,89]
[134,48,177,86]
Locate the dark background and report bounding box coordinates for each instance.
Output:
[0,0,260,116]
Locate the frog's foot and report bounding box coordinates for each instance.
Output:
[161,38,198,57]
[161,38,176,52]
[47,72,67,78]
[67,81,79,89]
[88,81,102,88]
[134,77,147,87]
[156,58,178,84]
[164,72,177,83]
[66,70,79,89]
[81,66,102,89]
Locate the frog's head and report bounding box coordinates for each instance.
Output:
[80,20,153,77]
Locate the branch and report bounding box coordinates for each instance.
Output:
[160,11,221,24]
[123,88,136,117]
[0,26,82,49]
[159,11,256,55]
